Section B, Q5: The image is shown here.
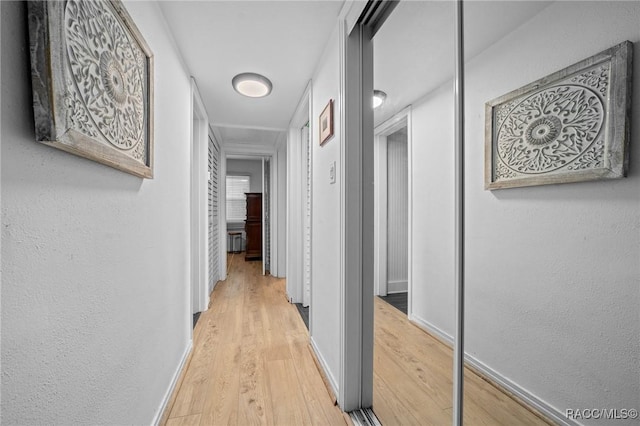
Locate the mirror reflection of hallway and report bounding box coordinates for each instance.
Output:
[370,1,556,424]
[371,2,456,421]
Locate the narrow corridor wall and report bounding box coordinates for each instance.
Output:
[309,24,342,395]
[1,1,193,423]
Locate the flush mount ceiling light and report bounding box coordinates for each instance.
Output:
[232,72,273,98]
[373,90,387,108]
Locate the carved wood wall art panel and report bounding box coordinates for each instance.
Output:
[485,41,632,190]
[28,0,154,178]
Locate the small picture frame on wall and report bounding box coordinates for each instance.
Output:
[319,99,334,146]
[27,0,154,179]
[484,41,632,190]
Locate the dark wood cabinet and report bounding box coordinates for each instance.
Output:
[244,193,262,260]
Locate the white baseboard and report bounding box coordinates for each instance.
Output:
[310,336,339,399]
[464,355,580,426]
[408,314,452,344]
[152,341,193,426]
[408,314,580,426]
[387,280,407,293]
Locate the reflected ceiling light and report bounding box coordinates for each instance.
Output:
[232,72,273,98]
[373,90,387,108]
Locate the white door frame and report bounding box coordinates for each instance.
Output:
[221,149,277,276]
[272,135,287,278]
[286,82,312,305]
[374,107,412,315]
[261,157,267,276]
[338,0,401,411]
[301,124,312,308]
[339,13,374,411]
[190,79,210,319]
[262,158,266,275]
[217,124,282,276]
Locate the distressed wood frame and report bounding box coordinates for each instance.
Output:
[485,41,632,190]
[28,0,154,178]
[319,99,334,146]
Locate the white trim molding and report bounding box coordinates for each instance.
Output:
[387,281,407,294]
[339,0,369,35]
[374,125,388,297]
[406,109,414,318]
[339,15,374,411]
[270,133,287,278]
[190,78,211,319]
[310,336,339,399]
[152,341,193,426]
[286,81,312,304]
[373,106,412,306]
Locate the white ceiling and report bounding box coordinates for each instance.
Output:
[373,0,552,127]
[215,125,283,146]
[159,1,552,148]
[159,0,344,150]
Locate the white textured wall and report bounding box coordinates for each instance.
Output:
[386,130,408,292]
[410,2,640,423]
[410,84,456,334]
[1,1,192,424]
[310,25,341,393]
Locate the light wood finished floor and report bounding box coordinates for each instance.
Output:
[162,254,552,426]
[373,297,553,426]
[161,254,348,426]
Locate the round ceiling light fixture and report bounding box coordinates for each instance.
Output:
[373,90,387,108]
[232,72,273,98]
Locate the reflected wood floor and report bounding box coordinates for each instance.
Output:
[162,253,551,426]
[161,254,347,426]
[373,297,553,426]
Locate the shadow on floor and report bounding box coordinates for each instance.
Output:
[296,293,407,330]
[294,303,309,330]
[378,292,408,315]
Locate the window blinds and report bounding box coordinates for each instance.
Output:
[226,175,250,221]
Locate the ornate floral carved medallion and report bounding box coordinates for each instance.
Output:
[27,0,154,178]
[485,42,632,190]
[497,84,605,174]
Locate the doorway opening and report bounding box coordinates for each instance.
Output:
[225,154,273,276]
[294,121,312,329]
[286,82,313,332]
[190,79,216,331]
[374,109,411,318]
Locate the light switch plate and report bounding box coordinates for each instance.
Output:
[329,161,336,184]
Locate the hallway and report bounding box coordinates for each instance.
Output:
[3,1,639,423]
[161,255,347,426]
